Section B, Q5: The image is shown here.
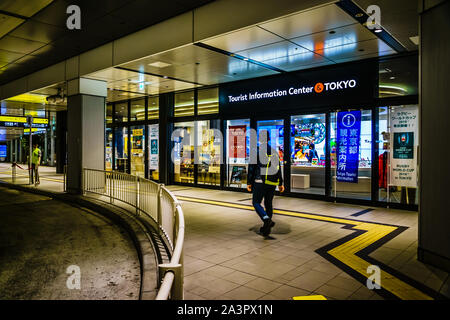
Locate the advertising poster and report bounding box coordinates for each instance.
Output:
[149,124,159,170]
[336,111,361,183]
[390,106,418,187]
[228,125,247,160]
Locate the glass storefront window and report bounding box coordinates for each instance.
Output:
[148,124,159,181]
[198,87,219,115]
[174,91,194,117]
[148,96,159,120]
[114,102,128,122]
[114,127,128,172]
[378,105,419,205]
[106,104,113,124]
[173,121,195,183]
[106,128,113,171]
[130,99,146,121]
[226,119,250,188]
[331,110,372,200]
[197,120,221,186]
[291,114,326,195]
[130,126,145,177]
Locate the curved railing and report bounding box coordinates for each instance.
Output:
[81,168,184,300]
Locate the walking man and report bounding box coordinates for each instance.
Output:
[31,143,41,185]
[247,131,285,236]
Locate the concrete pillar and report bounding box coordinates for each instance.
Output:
[418,0,450,272]
[56,111,67,173]
[66,78,107,194]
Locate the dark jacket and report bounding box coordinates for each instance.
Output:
[247,147,283,187]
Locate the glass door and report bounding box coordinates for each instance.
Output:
[130,126,145,178]
[256,119,285,181]
[290,114,326,195]
[331,110,372,200]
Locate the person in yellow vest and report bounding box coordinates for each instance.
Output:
[31,143,41,185]
[247,131,285,237]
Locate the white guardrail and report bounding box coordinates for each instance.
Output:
[81,168,184,300]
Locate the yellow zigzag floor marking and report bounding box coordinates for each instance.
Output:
[177,196,432,300]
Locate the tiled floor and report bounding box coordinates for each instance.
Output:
[168,186,450,300]
[1,164,448,300]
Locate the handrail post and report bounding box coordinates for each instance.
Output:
[12,163,16,184]
[135,175,139,216]
[157,184,163,236]
[158,264,183,300]
[110,172,114,204]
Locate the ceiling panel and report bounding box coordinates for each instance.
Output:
[0,13,25,38]
[0,0,54,18]
[314,38,394,61]
[203,26,284,53]
[0,35,46,54]
[259,4,356,40]
[289,23,376,52]
[0,49,24,63]
[10,20,65,43]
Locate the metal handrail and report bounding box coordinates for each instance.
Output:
[81,168,185,300]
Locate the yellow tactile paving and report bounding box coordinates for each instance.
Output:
[177,196,433,300]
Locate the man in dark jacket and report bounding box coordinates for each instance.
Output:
[247,131,284,236]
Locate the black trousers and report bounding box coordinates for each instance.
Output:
[252,183,276,221]
[31,164,39,183]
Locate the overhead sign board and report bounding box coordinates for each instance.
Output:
[0,116,49,128]
[219,61,377,115]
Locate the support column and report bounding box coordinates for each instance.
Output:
[66,78,107,194]
[55,111,67,173]
[159,92,174,185]
[418,0,450,272]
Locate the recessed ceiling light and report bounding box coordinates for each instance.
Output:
[355,13,363,18]
[390,76,396,80]
[374,28,382,33]
[163,76,168,79]
[148,61,171,68]
[243,58,249,61]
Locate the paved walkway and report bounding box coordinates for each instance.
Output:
[0,163,448,300]
[168,187,449,300]
[0,186,140,300]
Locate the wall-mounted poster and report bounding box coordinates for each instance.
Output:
[390,106,418,187]
[149,124,159,170]
[336,110,361,183]
[228,125,247,160]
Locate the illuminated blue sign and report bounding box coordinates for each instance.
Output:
[336,111,361,183]
[0,145,6,158]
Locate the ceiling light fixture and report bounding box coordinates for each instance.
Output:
[374,28,382,33]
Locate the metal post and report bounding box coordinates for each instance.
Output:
[157,184,163,236]
[135,176,139,215]
[12,164,16,183]
[28,116,33,185]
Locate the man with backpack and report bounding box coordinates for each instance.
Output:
[247,130,285,237]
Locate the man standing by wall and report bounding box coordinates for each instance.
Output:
[31,143,41,186]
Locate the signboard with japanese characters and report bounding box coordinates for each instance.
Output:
[336,111,361,183]
[390,106,418,188]
[149,124,159,170]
